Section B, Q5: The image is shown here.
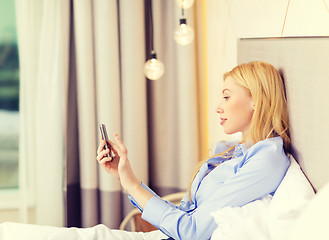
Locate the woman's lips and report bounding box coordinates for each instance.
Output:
[220,118,227,125]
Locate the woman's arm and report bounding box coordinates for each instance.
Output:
[141,138,290,240]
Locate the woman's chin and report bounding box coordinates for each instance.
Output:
[223,129,235,135]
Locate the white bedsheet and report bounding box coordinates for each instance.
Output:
[0,223,168,240]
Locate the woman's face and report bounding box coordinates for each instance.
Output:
[216,76,255,135]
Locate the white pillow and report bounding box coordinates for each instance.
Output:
[267,155,315,240]
[285,181,329,240]
[211,195,272,240]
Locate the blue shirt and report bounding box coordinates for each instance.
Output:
[128,136,290,240]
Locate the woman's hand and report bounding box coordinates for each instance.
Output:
[96,138,119,178]
[97,133,153,209]
[96,133,140,192]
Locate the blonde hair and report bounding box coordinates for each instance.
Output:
[187,61,290,200]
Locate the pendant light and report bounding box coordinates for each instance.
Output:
[175,0,195,9]
[144,50,165,80]
[144,0,164,80]
[174,1,194,46]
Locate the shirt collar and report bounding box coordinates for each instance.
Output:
[233,143,249,157]
[206,142,250,167]
[206,155,226,166]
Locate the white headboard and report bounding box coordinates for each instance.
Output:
[238,37,329,192]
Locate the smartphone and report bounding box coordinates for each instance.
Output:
[99,124,113,159]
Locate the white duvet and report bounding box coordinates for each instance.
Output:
[211,195,272,240]
[0,196,271,240]
[0,222,167,240]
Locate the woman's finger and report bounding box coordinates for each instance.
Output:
[108,139,119,154]
[113,133,127,153]
[113,133,123,145]
[96,149,109,161]
[97,140,106,155]
[99,156,112,165]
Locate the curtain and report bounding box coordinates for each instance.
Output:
[147,0,199,195]
[67,0,201,228]
[194,0,209,161]
[66,0,148,228]
[16,0,204,229]
[16,0,70,226]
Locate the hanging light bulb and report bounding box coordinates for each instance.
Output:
[144,51,165,80]
[175,0,195,9]
[174,18,194,46]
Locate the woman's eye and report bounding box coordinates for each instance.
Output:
[223,96,230,100]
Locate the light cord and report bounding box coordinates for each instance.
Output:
[148,0,154,52]
[322,0,329,13]
[281,0,291,37]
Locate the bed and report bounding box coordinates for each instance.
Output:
[1,37,329,239]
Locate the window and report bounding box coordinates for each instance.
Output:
[0,0,19,192]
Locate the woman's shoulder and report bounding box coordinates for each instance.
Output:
[245,136,289,166]
[248,136,284,153]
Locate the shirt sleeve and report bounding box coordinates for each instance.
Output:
[128,182,158,212]
[141,139,290,240]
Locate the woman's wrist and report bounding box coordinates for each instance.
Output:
[127,182,153,210]
[124,178,141,194]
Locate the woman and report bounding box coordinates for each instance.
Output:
[96,61,291,240]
